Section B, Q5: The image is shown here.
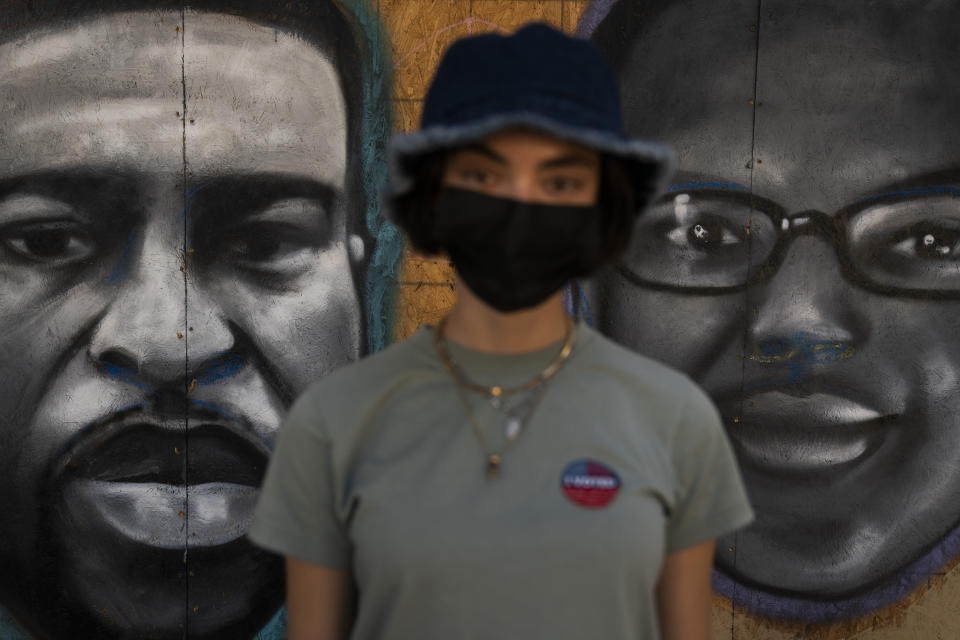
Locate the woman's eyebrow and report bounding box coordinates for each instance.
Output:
[454,144,507,164]
[539,154,598,170]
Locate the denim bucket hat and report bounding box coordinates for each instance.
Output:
[387,22,674,213]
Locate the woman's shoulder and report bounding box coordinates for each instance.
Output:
[574,325,730,465]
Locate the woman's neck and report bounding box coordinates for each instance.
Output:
[442,274,570,354]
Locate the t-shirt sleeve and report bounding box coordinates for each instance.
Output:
[666,382,754,553]
[247,391,351,568]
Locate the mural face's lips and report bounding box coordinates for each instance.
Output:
[55,412,271,486]
[62,479,259,548]
[70,423,268,486]
[52,411,272,548]
[722,392,893,473]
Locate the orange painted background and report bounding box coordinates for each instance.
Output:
[385,0,591,340]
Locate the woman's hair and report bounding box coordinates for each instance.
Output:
[392,150,638,268]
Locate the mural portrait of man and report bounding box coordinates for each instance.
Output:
[584,0,960,624]
[0,0,393,637]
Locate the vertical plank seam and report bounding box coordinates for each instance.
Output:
[179,6,190,639]
[733,1,765,638]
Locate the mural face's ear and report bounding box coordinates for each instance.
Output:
[349,234,366,264]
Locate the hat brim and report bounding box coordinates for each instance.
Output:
[385,111,675,216]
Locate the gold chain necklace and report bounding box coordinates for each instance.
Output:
[434,316,575,479]
[451,380,552,479]
[433,315,574,399]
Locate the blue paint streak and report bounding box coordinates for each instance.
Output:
[190,399,241,425]
[105,186,205,283]
[574,281,596,328]
[858,184,960,202]
[253,606,287,640]
[177,184,207,226]
[749,331,852,385]
[193,353,246,385]
[55,403,145,462]
[98,361,155,395]
[667,181,749,192]
[105,228,137,284]
[189,399,273,453]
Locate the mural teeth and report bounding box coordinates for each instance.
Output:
[62,479,259,549]
[723,392,890,472]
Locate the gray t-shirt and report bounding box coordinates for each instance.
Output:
[249,323,753,639]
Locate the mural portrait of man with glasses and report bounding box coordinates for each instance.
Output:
[584,0,960,624]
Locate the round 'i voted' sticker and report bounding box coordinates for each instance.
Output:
[561,459,621,508]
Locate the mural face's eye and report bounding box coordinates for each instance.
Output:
[848,195,960,292]
[675,215,743,249]
[217,197,333,279]
[652,194,752,257]
[242,235,284,262]
[622,191,775,288]
[3,222,95,265]
[0,193,98,268]
[890,222,960,260]
[225,224,321,271]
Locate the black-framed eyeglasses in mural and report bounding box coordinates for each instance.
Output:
[619,181,960,298]
[586,0,960,626]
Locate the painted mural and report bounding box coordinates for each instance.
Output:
[3,0,960,638]
[583,0,960,637]
[0,0,395,637]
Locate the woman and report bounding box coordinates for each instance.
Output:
[249,23,753,640]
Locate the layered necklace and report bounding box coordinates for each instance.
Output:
[433,316,574,479]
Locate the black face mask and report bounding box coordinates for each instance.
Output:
[433,187,605,312]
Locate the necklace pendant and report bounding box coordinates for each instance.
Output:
[487,454,502,480]
[489,395,503,410]
[504,417,522,441]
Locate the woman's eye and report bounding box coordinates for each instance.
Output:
[544,176,582,193]
[2,221,96,265]
[460,169,496,186]
[891,223,960,260]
